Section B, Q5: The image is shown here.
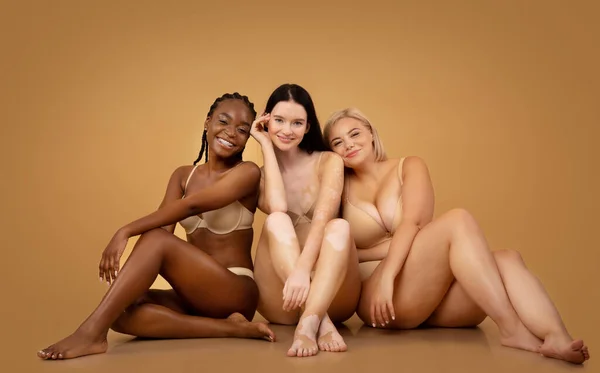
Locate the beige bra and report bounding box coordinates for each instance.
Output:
[178,165,254,235]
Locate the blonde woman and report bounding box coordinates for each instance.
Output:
[323,108,589,364]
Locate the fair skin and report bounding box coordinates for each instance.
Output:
[251,100,361,357]
[326,115,590,365]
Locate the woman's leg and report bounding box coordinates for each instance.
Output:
[424,282,487,328]
[109,289,273,340]
[360,209,541,351]
[38,229,274,360]
[493,249,589,363]
[423,248,589,364]
[288,219,359,357]
[254,212,303,325]
[254,213,359,357]
[316,239,361,352]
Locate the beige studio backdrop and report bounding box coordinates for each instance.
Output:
[1,0,598,368]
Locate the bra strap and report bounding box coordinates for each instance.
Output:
[183,165,200,194]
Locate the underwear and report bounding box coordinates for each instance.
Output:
[228,267,254,280]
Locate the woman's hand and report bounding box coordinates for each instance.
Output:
[98,230,129,285]
[369,270,396,327]
[250,113,272,147]
[282,267,311,312]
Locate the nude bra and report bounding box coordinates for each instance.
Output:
[285,152,324,227]
[178,165,254,235]
[342,158,406,249]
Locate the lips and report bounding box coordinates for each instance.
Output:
[345,149,360,158]
[276,135,293,144]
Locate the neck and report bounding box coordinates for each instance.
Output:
[350,155,380,181]
[207,152,240,173]
[274,146,308,170]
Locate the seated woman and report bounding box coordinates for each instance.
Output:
[38,92,275,360]
[323,108,590,365]
[251,84,361,357]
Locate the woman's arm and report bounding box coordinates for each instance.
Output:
[296,152,345,271]
[249,112,287,214]
[118,162,261,239]
[156,166,187,234]
[379,156,434,278]
[257,142,287,213]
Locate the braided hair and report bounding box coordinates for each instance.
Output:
[193,92,257,165]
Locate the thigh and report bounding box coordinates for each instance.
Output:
[326,239,362,323]
[134,229,258,319]
[358,216,457,329]
[253,225,300,325]
[424,281,487,327]
[131,289,191,314]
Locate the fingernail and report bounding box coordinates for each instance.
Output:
[392,316,395,320]
[386,320,389,324]
[99,277,102,282]
[114,270,118,276]
[372,323,375,327]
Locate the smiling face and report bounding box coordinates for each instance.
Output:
[267,100,310,151]
[327,117,376,168]
[205,99,253,160]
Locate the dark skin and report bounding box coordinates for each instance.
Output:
[38,99,276,361]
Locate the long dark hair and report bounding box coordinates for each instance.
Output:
[193,92,257,165]
[264,84,327,154]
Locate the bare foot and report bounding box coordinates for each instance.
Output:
[227,313,276,342]
[540,336,590,364]
[37,329,108,360]
[499,322,542,353]
[287,314,320,357]
[317,315,347,352]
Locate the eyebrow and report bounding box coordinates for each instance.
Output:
[272,114,306,122]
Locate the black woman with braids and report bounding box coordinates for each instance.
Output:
[38,92,276,360]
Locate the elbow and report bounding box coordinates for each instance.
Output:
[187,200,206,216]
[399,219,423,233]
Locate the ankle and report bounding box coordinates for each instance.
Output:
[296,314,321,337]
[544,329,573,344]
[497,316,523,338]
[76,320,108,340]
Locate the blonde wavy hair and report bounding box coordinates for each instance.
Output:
[323,108,387,161]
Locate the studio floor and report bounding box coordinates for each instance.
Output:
[19,313,595,373]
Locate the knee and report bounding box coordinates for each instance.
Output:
[493,248,524,264]
[134,228,169,253]
[445,208,479,233]
[324,219,351,253]
[265,211,292,231]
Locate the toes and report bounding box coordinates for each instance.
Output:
[336,341,344,352]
